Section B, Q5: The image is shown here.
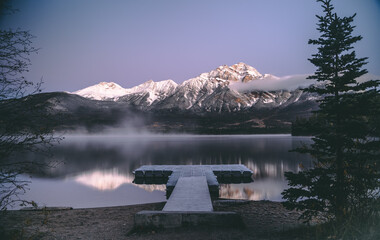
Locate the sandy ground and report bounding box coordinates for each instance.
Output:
[0,200,308,240]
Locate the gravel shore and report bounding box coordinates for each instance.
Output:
[0,200,307,240]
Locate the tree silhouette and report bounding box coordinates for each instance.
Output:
[282,0,380,229]
[0,2,60,210]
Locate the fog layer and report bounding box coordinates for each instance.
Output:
[230,73,379,92]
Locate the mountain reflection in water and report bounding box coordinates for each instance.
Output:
[74,169,131,191]
[73,169,166,192]
[16,134,312,209]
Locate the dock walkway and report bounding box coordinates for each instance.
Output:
[163,176,213,212]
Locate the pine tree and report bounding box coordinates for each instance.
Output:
[282,0,380,227]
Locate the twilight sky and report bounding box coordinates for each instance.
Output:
[1,0,379,92]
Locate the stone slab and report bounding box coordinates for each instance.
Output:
[163,176,213,212]
[134,210,244,228]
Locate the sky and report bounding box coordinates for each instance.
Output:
[1,0,379,92]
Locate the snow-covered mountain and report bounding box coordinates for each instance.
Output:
[73,80,177,102]
[73,82,129,101]
[72,63,315,113]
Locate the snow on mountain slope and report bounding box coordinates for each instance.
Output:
[128,79,178,104]
[73,79,177,103]
[117,79,178,106]
[73,82,130,100]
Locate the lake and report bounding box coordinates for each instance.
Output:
[16,134,312,209]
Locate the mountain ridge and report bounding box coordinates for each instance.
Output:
[72,63,316,113]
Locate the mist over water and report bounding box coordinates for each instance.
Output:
[16,134,312,209]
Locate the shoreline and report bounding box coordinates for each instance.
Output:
[1,200,307,240]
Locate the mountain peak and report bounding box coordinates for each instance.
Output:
[98,82,122,89]
[232,62,250,69]
[230,62,262,77]
[210,62,263,83]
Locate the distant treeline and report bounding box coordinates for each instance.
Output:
[292,93,380,136]
[291,115,320,136]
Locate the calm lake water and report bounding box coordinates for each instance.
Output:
[16,134,312,209]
